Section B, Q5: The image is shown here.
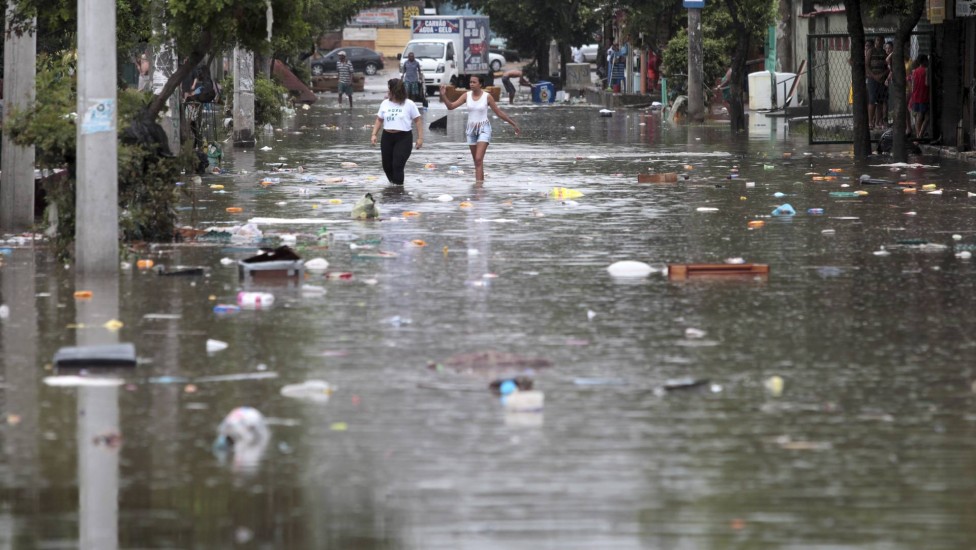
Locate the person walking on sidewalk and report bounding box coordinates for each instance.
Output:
[336,51,354,109]
[440,74,521,183]
[371,79,423,185]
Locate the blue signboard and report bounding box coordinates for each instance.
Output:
[683,0,705,7]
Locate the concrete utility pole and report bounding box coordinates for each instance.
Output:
[75,0,119,273]
[687,5,705,122]
[0,8,37,232]
[233,47,256,147]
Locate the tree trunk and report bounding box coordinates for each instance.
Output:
[845,0,871,157]
[147,30,213,119]
[535,40,550,81]
[776,0,793,72]
[725,0,748,132]
[891,0,924,161]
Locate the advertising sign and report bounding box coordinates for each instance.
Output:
[461,17,489,73]
[352,8,400,26]
[413,18,460,34]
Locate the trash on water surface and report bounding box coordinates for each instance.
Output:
[226,207,244,213]
[549,187,584,199]
[239,246,304,282]
[207,339,229,353]
[829,191,861,198]
[436,194,454,202]
[237,291,275,309]
[807,208,825,215]
[773,192,786,198]
[607,260,654,278]
[638,172,678,183]
[668,263,769,280]
[748,220,765,228]
[599,109,614,117]
[501,389,545,412]
[280,380,335,403]
[137,259,154,269]
[305,258,329,272]
[764,375,784,397]
[351,193,380,219]
[214,407,270,470]
[696,207,719,212]
[53,343,137,368]
[662,377,711,392]
[214,304,241,314]
[74,290,93,299]
[859,174,892,185]
[340,162,358,168]
[772,203,796,216]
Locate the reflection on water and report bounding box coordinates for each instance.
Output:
[2,103,976,548]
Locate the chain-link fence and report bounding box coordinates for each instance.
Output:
[807,33,932,145]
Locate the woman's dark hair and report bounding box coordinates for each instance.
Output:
[471,74,486,86]
[388,78,407,103]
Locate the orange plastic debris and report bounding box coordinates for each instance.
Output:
[403,211,421,217]
[748,220,765,228]
[136,259,154,270]
[226,207,243,213]
[74,290,93,299]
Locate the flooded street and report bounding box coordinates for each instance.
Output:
[3,95,976,549]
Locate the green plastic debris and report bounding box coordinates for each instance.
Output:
[829,191,860,198]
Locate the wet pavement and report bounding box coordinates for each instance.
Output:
[3,82,976,549]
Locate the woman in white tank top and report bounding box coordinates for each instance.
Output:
[440,75,521,183]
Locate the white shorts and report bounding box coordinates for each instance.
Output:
[466,123,492,145]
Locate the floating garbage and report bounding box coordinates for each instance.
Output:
[549,187,584,199]
[807,208,825,215]
[436,194,454,202]
[280,380,335,403]
[771,203,796,216]
[214,304,241,314]
[207,339,229,353]
[859,175,892,185]
[607,260,654,278]
[53,343,137,368]
[764,375,784,397]
[340,161,358,168]
[829,191,861,198]
[668,263,769,280]
[237,291,275,309]
[696,207,719,212]
[214,407,270,470]
[351,193,380,219]
[747,220,765,228]
[638,172,677,183]
[305,258,329,272]
[499,381,544,412]
[239,246,304,282]
[599,109,614,117]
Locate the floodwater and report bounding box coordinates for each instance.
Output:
[3,95,976,549]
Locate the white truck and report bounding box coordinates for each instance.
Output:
[400,15,495,96]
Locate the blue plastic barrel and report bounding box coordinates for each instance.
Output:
[532,81,555,103]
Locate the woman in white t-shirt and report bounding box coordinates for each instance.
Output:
[371,79,423,185]
[440,75,521,183]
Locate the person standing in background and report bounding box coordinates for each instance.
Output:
[135,52,151,92]
[336,51,354,109]
[910,54,929,139]
[400,52,426,108]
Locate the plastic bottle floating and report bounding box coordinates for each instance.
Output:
[402,211,421,218]
[226,207,243,213]
[340,162,359,168]
[459,201,474,209]
[549,187,584,200]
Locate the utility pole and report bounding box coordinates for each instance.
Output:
[0,8,36,232]
[75,0,119,273]
[233,48,256,147]
[686,0,705,122]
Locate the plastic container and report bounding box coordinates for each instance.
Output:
[532,81,556,103]
[237,291,275,309]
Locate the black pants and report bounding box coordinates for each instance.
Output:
[381,130,413,185]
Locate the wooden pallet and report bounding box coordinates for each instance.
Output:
[668,263,769,280]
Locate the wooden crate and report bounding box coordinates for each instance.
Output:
[668,263,769,280]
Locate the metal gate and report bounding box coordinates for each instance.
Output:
[807,32,932,145]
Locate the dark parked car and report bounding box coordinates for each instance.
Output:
[311,47,385,76]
